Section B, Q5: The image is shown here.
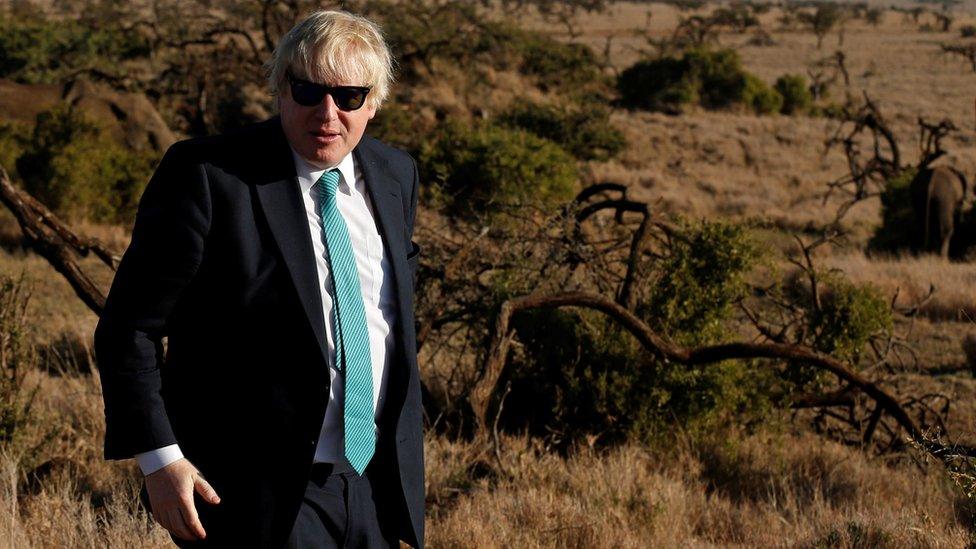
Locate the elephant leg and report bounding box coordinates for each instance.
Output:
[938,205,955,258]
[926,204,942,254]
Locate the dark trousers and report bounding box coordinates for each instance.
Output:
[285,462,400,549]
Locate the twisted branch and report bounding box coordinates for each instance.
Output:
[470,291,976,460]
[0,167,118,315]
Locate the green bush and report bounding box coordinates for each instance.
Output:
[865,7,884,26]
[780,270,893,392]
[503,220,776,444]
[375,4,608,98]
[375,1,494,81]
[774,74,813,115]
[808,274,892,363]
[618,47,779,115]
[641,220,759,343]
[0,121,29,180]
[16,105,156,223]
[867,167,917,253]
[506,307,778,446]
[419,120,578,217]
[500,102,626,161]
[0,14,148,83]
[366,100,432,156]
[497,216,898,445]
[743,73,783,115]
[515,33,604,91]
[688,48,750,109]
[616,56,699,112]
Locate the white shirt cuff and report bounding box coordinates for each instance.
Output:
[134,444,184,475]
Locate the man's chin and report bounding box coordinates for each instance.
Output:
[304,147,345,169]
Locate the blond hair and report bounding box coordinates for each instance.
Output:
[265,10,394,109]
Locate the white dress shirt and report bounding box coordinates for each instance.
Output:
[135,149,397,475]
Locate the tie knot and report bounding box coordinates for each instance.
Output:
[316,169,341,198]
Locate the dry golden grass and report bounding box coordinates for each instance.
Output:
[541,2,976,244]
[2,359,972,547]
[592,109,879,236]
[821,250,976,321]
[424,6,976,544]
[426,432,971,547]
[0,367,172,547]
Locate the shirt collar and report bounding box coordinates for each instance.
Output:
[291,148,357,197]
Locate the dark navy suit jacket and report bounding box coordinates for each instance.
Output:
[94,117,424,547]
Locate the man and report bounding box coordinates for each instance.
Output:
[95,10,424,548]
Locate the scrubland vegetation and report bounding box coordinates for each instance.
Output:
[1,0,976,546]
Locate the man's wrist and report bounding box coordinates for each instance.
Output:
[135,444,184,475]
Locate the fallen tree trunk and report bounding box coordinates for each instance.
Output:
[0,166,119,315]
[470,290,976,459]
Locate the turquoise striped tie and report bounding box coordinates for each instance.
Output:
[316,168,375,475]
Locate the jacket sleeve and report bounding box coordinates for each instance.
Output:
[94,141,212,460]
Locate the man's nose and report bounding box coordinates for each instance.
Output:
[316,93,339,121]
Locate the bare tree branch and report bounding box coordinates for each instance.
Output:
[470,290,976,460]
[0,167,116,315]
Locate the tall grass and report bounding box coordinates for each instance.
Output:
[426,432,971,547]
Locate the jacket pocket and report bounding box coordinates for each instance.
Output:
[406,241,421,286]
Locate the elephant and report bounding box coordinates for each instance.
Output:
[910,165,969,258]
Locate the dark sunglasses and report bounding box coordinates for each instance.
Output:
[286,72,371,111]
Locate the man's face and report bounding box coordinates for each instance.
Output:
[279,72,376,168]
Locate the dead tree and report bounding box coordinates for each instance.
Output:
[822,92,901,227]
[634,6,762,58]
[0,167,119,314]
[934,12,953,32]
[917,117,957,168]
[807,51,850,102]
[833,51,851,87]
[822,92,967,238]
[468,289,974,462]
[455,178,973,473]
[806,66,835,102]
[369,165,976,478]
[798,3,845,50]
[940,43,976,73]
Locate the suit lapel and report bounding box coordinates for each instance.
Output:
[354,139,416,416]
[253,120,331,368]
[354,140,411,306]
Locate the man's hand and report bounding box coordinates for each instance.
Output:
[145,458,221,541]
